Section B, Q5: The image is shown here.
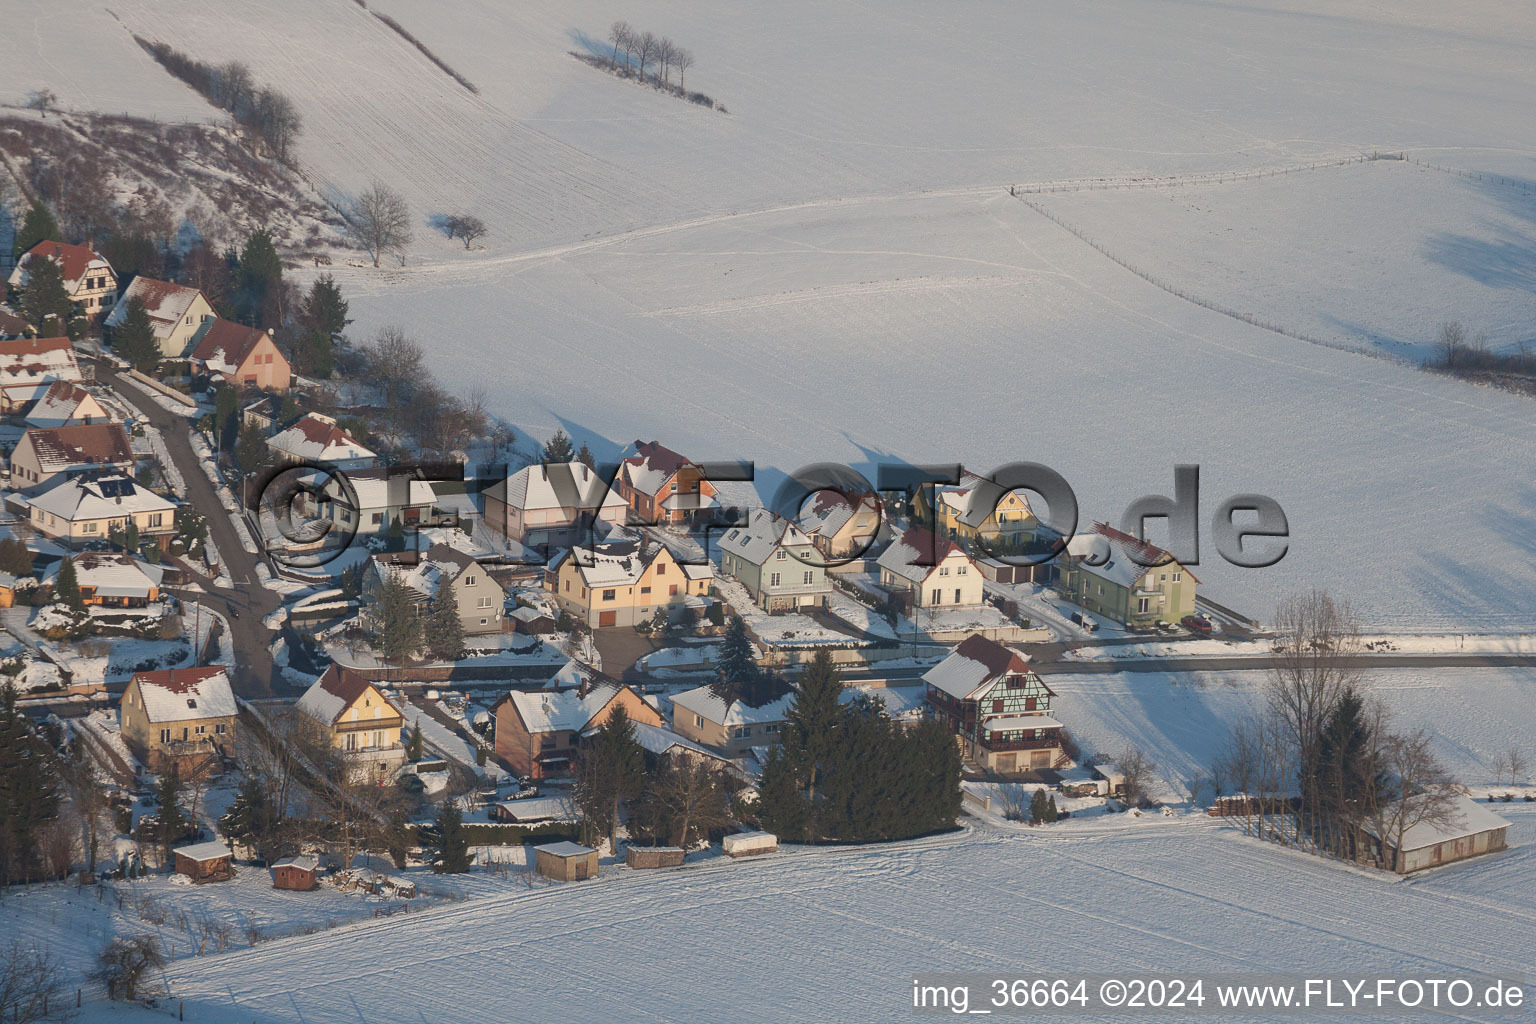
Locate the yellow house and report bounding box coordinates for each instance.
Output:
[294,665,406,775]
[549,533,713,628]
[27,471,178,548]
[105,277,215,359]
[921,469,1038,550]
[119,667,237,772]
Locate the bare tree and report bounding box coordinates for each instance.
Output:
[25,89,58,119]
[994,782,1028,822]
[636,31,660,80]
[251,87,302,162]
[673,48,695,91]
[92,935,167,1002]
[1365,730,1456,872]
[0,940,70,1023]
[657,37,677,85]
[363,325,426,409]
[1437,321,1466,367]
[648,757,734,847]
[61,743,111,875]
[444,213,486,249]
[1115,748,1158,807]
[347,181,413,267]
[608,21,633,69]
[1492,746,1528,787]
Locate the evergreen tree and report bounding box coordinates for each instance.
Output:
[372,574,422,663]
[781,651,846,808]
[754,743,810,841]
[1047,794,1059,823]
[18,253,73,331]
[218,777,276,861]
[111,297,160,372]
[591,705,647,850]
[53,556,85,613]
[1313,687,1379,855]
[0,538,33,576]
[214,384,239,450]
[294,329,335,378]
[155,765,185,867]
[542,430,574,463]
[299,274,350,337]
[423,580,465,662]
[236,421,269,475]
[1030,788,1048,824]
[12,201,59,259]
[235,229,282,325]
[124,519,140,554]
[710,615,757,702]
[576,443,595,469]
[0,680,62,883]
[431,802,471,873]
[406,723,424,762]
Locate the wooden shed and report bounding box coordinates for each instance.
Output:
[534,841,599,881]
[271,854,321,891]
[626,846,685,869]
[722,831,778,858]
[173,841,233,883]
[1366,794,1511,874]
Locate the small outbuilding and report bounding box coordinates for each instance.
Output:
[173,841,233,883]
[722,831,778,858]
[1090,762,1126,797]
[626,846,685,869]
[534,841,599,881]
[1366,794,1512,874]
[271,854,321,891]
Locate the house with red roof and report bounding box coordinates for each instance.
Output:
[616,440,718,524]
[24,379,109,429]
[10,421,134,491]
[922,633,1064,774]
[190,317,291,391]
[876,526,984,609]
[266,413,377,471]
[8,241,118,319]
[105,277,214,358]
[119,667,237,772]
[1056,522,1199,629]
[295,665,406,775]
[0,336,83,413]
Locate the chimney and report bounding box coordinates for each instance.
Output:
[578,675,590,699]
[539,464,546,480]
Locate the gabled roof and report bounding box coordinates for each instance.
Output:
[551,533,698,589]
[0,309,28,338]
[499,676,634,735]
[0,336,81,386]
[20,422,132,473]
[670,684,794,728]
[797,490,879,541]
[174,841,233,863]
[128,666,235,723]
[267,413,375,464]
[28,471,176,523]
[106,277,207,339]
[935,469,1035,529]
[46,551,164,597]
[876,526,968,584]
[346,471,437,511]
[295,665,401,726]
[190,317,276,374]
[1363,793,1512,851]
[1069,522,1200,588]
[922,634,1051,702]
[25,380,103,428]
[9,241,113,294]
[490,462,626,514]
[620,440,694,498]
[719,507,813,567]
[373,542,490,603]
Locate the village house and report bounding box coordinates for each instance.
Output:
[8,241,118,317]
[669,684,794,759]
[190,317,291,392]
[335,470,439,536]
[0,337,83,413]
[173,842,234,883]
[918,469,1040,550]
[491,668,663,778]
[1056,522,1198,629]
[876,526,985,609]
[1361,795,1512,874]
[797,490,883,560]
[621,720,736,768]
[717,507,831,613]
[266,413,378,471]
[548,531,712,628]
[45,551,164,607]
[23,379,109,429]
[370,542,507,636]
[295,665,407,775]
[483,462,627,549]
[9,421,135,491]
[27,471,177,548]
[922,633,1064,775]
[119,666,237,772]
[105,277,214,359]
[616,440,719,524]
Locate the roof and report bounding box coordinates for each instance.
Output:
[981,715,1063,733]
[579,720,731,762]
[535,841,595,858]
[552,533,706,589]
[20,422,132,473]
[1366,793,1512,851]
[175,841,232,862]
[272,854,321,872]
[191,318,276,374]
[28,472,177,523]
[797,490,879,541]
[296,665,400,726]
[841,684,927,722]
[128,667,235,723]
[1070,522,1201,588]
[267,413,375,464]
[492,462,626,513]
[501,677,631,734]
[373,543,489,603]
[0,336,81,387]
[670,684,794,728]
[934,469,1035,529]
[493,795,577,821]
[47,551,164,597]
[347,471,437,511]
[922,634,1047,701]
[0,308,28,338]
[719,507,813,566]
[106,277,206,340]
[620,440,696,498]
[876,526,967,584]
[9,241,113,294]
[25,380,103,427]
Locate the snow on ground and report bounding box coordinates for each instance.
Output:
[712,578,853,647]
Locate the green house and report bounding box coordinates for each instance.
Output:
[1058,523,1198,628]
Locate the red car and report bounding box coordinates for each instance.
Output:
[1181,615,1213,634]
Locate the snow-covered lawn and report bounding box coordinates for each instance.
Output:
[712,578,854,648]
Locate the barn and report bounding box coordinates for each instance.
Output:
[1366,794,1512,874]
[173,841,234,883]
[534,841,599,881]
[271,854,321,891]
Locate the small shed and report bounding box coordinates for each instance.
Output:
[0,572,14,609]
[1367,795,1512,874]
[626,846,685,869]
[271,854,321,891]
[173,841,233,883]
[1091,762,1125,797]
[488,795,576,824]
[722,831,778,858]
[510,605,556,635]
[535,841,599,881]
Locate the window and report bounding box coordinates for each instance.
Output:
[371,512,384,525]
[83,522,98,533]
[1025,696,1037,711]
[733,726,752,739]
[955,588,962,603]
[776,550,787,561]
[939,566,950,576]
[657,563,667,575]
[602,589,616,601]
[992,699,1004,713]
[1137,597,1150,614]
[930,588,941,604]
[693,714,703,728]
[195,725,206,735]
[477,596,492,608]
[770,572,781,587]
[148,512,163,528]
[1172,572,1182,583]
[957,565,968,575]
[1160,574,1167,582]
[564,580,570,592]
[668,584,678,596]
[803,570,814,585]
[215,723,226,735]
[762,723,781,734]
[640,586,651,594]
[479,618,488,626]
[159,728,171,743]
[465,575,477,586]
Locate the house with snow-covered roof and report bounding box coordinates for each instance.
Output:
[0,337,82,413]
[266,413,377,471]
[876,526,983,609]
[44,551,164,608]
[23,379,109,429]
[190,317,290,392]
[9,241,117,318]
[1056,521,1198,629]
[10,421,134,491]
[922,633,1062,775]
[105,277,214,358]
[797,490,883,561]
[490,668,663,778]
[616,440,718,525]
[918,468,1039,549]
[483,461,627,549]
[1360,793,1511,874]
[669,683,794,758]
[295,665,406,775]
[370,542,506,636]
[119,666,236,771]
[335,469,439,536]
[27,471,177,548]
[548,531,712,629]
[718,507,830,613]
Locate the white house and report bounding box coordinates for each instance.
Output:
[877,526,984,608]
[370,542,506,635]
[27,471,178,548]
[24,380,110,429]
[0,336,82,413]
[266,413,378,471]
[483,462,627,548]
[105,278,214,358]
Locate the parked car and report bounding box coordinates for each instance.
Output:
[1181,614,1213,634]
[1070,611,1098,633]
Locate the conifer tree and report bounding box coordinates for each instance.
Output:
[423,580,464,662]
[0,680,62,883]
[406,723,424,762]
[12,201,59,258]
[542,430,574,463]
[18,253,74,332]
[53,556,85,613]
[371,574,422,663]
[111,297,160,372]
[1030,788,1049,824]
[710,615,757,702]
[299,273,351,337]
[155,765,185,867]
[431,802,471,873]
[576,442,595,469]
[235,229,282,324]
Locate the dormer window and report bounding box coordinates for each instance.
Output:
[187,698,197,708]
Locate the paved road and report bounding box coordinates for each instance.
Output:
[104,366,283,697]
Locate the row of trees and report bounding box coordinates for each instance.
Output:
[135,40,303,162]
[365,573,466,664]
[607,22,696,89]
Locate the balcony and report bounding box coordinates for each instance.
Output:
[979,732,1061,753]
